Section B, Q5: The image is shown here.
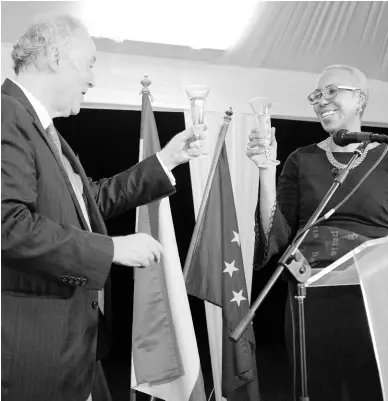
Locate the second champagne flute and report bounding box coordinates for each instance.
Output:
[186,85,210,156]
[249,96,280,168]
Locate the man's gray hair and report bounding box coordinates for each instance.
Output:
[11,13,87,75]
[323,64,369,119]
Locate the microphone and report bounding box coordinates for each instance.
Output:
[333,129,388,146]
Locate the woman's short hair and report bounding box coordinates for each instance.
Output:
[323,64,369,118]
[11,13,87,75]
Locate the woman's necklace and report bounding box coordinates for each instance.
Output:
[323,137,369,170]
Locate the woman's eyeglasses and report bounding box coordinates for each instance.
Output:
[307,84,361,105]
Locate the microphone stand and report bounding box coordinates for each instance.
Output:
[230,142,369,401]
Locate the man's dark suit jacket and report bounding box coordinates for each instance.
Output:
[1,78,175,401]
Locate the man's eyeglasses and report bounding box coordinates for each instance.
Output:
[307,85,362,105]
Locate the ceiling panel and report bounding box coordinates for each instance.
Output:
[2,1,387,81]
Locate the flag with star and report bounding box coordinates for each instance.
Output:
[185,144,260,400]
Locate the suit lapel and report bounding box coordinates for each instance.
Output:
[42,124,92,231]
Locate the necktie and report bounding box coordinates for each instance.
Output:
[46,123,65,166]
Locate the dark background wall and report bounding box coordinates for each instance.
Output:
[55,110,387,401]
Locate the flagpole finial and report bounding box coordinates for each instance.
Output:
[141,75,151,92]
[140,75,154,101]
[223,106,233,123]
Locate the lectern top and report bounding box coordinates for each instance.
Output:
[305,236,388,287]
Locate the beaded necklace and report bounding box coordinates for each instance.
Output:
[322,137,369,170]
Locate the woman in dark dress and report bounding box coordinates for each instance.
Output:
[246,64,388,401]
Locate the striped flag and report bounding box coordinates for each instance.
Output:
[185,143,260,401]
[131,88,206,401]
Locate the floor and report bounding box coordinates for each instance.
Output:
[103,340,293,401]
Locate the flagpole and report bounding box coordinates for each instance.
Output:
[131,77,152,401]
[183,107,234,280]
[131,75,152,401]
[141,76,158,401]
[137,74,156,401]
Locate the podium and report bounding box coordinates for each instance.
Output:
[305,236,388,401]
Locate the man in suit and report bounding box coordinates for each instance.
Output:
[1,13,204,401]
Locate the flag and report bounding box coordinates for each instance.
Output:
[185,144,260,401]
[131,89,206,401]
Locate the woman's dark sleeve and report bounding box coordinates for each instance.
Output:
[253,150,300,270]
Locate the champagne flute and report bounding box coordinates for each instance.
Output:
[185,85,210,156]
[249,96,280,168]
